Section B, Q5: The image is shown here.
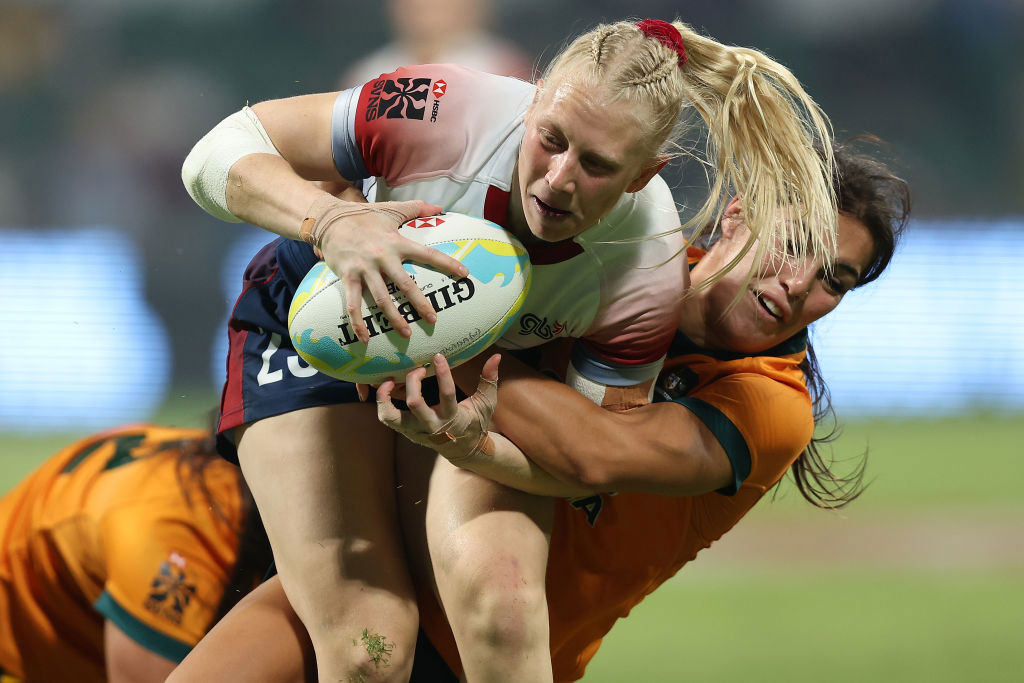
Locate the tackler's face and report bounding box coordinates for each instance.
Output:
[698,200,876,354]
[512,78,663,245]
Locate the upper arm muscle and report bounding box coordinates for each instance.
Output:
[587,401,736,496]
[252,93,344,181]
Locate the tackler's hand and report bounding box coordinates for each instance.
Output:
[377,353,500,463]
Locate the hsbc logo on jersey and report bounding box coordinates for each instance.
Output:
[430,78,446,122]
[365,77,431,121]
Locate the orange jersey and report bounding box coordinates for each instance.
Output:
[0,424,245,682]
[544,325,813,680]
[420,250,815,680]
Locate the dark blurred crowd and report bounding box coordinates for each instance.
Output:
[2,0,1021,389]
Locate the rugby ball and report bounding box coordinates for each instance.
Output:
[288,213,531,384]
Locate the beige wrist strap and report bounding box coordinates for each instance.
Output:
[298,194,422,251]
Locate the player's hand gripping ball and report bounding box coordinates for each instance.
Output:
[288,213,531,384]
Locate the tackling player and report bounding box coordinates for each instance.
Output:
[0,425,275,683]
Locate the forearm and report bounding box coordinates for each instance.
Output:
[450,431,596,498]
[182,98,352,236]
[225,153,340,239]
[492,366,623,482]
[476,354,716,493]
[411,353,733,496]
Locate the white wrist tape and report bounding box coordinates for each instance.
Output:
[565,362,607,406]
[181,106,281,223]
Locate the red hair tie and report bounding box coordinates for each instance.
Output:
[635,19,687,67]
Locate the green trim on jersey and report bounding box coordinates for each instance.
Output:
[94,591,192,663]
[671,396,751,495]
[60,440,107,474]
[102,434,147,471]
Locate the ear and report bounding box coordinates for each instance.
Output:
[531,79,545,105]
[625,155,670,193]
[720,196,744,238]
[525,79,545,122]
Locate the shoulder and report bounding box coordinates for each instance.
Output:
[659,335,811,412]
[337,64,534,184]
[576,175,687,365]
[95,442,242,651]
[659,340,814,486]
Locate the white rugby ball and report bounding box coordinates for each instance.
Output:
[288,213,531,384]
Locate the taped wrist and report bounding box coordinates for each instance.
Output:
[425,376,498,462]
[298,195,423,251]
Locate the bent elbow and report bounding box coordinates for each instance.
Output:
[181,107,281,224]
[180,128,242,224]
[563,455,616,491]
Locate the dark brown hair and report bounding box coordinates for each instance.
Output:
[791,136,911,508]
[172,432,274,626]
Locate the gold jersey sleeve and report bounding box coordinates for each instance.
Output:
[0,424,244,682]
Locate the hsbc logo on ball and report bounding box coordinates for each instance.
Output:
[408,216,446,229]
[429,79,446,122]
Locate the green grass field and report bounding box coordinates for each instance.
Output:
[585,413,1024,682]
[585,568,1022,682]
[2,411,1021,681]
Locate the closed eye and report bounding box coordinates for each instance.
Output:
[821,262,860,296]
[539,129,564,151]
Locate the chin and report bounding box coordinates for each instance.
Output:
[527,216,572,243]
[721,328,771,355]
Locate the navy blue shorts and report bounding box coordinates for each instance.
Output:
[216,236,444,463]
[216,237,363,462]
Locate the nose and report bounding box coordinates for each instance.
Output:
[781,260,816,300]
[545,153,576,194]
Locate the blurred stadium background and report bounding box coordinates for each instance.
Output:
[1,0,1021,680]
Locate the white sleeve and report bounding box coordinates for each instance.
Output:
[565,342,664,406]
[181,106,281,223]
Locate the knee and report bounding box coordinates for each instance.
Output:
[337,636,413,683]
[307,617,417,683]
[439,546,549,652]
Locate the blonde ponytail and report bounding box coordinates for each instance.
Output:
[541,19,838,278]
[674,21,837,284]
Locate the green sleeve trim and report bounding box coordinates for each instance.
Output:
[93,591,192,663]
[102,434,147,471]
[672,397,751,495]
[61,440,107,474]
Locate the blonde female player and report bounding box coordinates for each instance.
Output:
[168,141,909,682]
[181,17,837,682]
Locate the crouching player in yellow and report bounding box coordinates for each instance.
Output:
[0,424,280,683]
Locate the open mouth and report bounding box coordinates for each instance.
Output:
[756,293,782,320]
[533,196,571,219]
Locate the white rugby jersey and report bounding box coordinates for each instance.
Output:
[332,64,687,386]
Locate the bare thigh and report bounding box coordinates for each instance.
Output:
[237,403,418,679]
[167,576,314,683]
